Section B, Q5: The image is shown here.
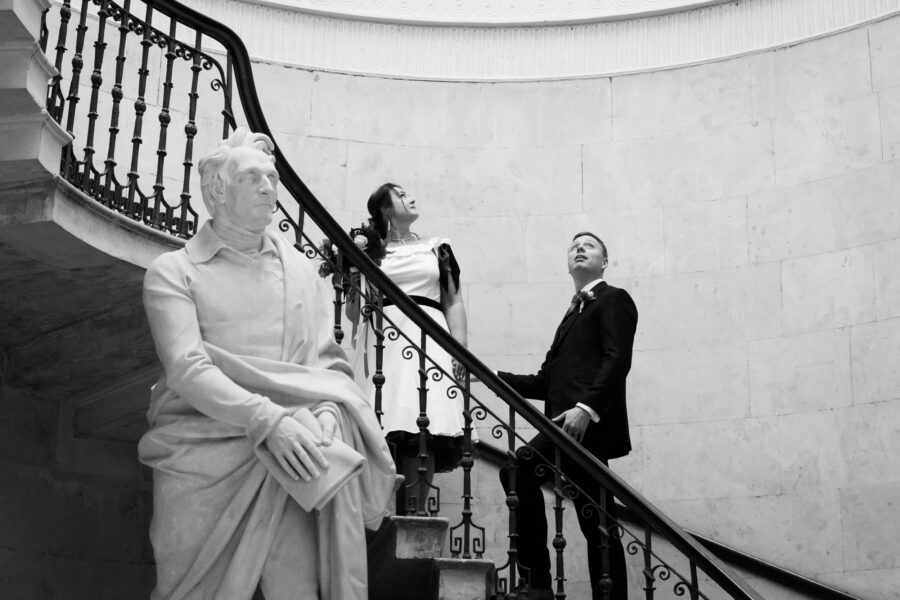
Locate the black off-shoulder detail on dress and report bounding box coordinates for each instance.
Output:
[436,243,461,293]
[385,430,465,473]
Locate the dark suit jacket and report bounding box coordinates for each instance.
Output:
[498,281,638,460]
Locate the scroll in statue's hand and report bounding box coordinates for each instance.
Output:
[265,415,330,482]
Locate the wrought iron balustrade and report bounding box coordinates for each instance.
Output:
[38,1,776,598]
[41,0,237,238]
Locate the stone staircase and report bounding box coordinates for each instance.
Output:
[367,516,495,600]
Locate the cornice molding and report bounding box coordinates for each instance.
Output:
[235,0,733,25]
[181,0,900,80]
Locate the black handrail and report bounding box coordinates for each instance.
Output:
[144,2,762,597]
[475,441,863,600]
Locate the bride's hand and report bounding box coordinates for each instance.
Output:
[451,359,467,382]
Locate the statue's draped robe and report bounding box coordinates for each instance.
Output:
[139,223,395,600]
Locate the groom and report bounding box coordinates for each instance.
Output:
[498,232,638,600]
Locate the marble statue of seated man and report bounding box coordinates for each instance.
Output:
[139,128,395,600]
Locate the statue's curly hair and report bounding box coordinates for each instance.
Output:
[198,128,275,217]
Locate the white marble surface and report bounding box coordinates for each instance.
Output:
[748,28,872,120]
[780,246,877,335]
[748,162,900,263]
[629,344,750,425]
[873,239,900,320]
[869,16,900,92]
[850,318,900,405]
[662,196,749,274]
[641,417,783,501]
[771,95,883,187]
[631,263,782,350]
[583,121,774,211]
[612,59,754,141]
[491,79,612,147]
[879,85,900,161]
[840,483,900,571]
[748,328,853,417]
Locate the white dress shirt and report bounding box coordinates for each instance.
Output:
[575,278,605,422]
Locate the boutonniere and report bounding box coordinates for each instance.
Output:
[576,290,596,313]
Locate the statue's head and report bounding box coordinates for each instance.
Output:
[198,128,278,233]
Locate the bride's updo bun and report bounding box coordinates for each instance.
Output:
[366,183,400,239]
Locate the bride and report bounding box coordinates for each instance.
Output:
[347,182,471,514]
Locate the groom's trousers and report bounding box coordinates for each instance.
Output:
[499,433,627,600]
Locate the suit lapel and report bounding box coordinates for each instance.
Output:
[549,307,578,351]
[549,281,608,355]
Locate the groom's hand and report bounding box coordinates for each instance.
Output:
[552,407,591,443]
[265,416,329,481]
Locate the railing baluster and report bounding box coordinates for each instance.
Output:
[64,0,89,142]
[372,289,385,427]
[449,373,485,560]
[505,409,521,597]
[221,54,235,138]
[411,331,436,516]
[83,0,110,192]
[151,17,177,230]
[598,492,612,600]
[690,562,700,600]
[104,0,130,211]
[331,254,344,344]
[552,449,567,599]
[127,3,153,221]
[174,29,202,237]
[48,0,72,122]
[39,7,50,52]
[642,527,656,600]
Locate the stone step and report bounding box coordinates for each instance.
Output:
[367,515,497,600]
[392,515,449,559]
[435,558,495,600]
[367,516,444,600]
[0,38,58,119]
[0,0,51,45]
[0,110,70,185]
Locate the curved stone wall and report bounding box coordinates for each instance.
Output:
[247,14,900,598]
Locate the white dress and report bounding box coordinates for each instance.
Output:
[352,237,472,470]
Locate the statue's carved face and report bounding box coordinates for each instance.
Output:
[221,146,279,233]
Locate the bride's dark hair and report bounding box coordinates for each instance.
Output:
[366,182,399,239]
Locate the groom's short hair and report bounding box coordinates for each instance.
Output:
[572,231,608,259]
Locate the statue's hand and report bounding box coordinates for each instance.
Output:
[316,411,339,446]
[265,416,329,481]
